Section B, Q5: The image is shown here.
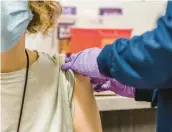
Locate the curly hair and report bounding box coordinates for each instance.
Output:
[27,1,62,35]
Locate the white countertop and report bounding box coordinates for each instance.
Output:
[96,96,152,111]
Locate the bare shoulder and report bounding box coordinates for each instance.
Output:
[72,73,102,132]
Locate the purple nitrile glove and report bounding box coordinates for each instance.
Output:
[91,77,135,98]
[61,48,106,79]
[61,48,135,98]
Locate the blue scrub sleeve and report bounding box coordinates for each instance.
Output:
[97,2,172,89]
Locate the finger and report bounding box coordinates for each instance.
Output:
[65,53,78,63]
[101,81,111,90]
[94,85,106,93]
[61,62,72,71]
[65,57,71,63]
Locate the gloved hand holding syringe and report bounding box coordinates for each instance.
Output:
[61,48,135,98]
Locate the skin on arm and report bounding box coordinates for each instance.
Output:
[72,73,102,132]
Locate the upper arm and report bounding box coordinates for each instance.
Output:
[72,73,102,132]
[98,3,172,89]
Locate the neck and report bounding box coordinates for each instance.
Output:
[1,37,38,73]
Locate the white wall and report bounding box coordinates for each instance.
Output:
[61,0,167,35]
[26,30,57,55]
[26,0,167,52]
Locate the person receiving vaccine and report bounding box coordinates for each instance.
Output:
[1,1,103,132]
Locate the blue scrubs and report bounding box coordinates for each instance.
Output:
[97,2,172,132]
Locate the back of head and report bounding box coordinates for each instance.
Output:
[27,1,62,36]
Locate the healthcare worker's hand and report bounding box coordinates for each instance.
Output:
[61,48,135,98]
[61,48,105,79]
[91,78,135,98]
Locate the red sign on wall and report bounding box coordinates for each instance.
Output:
[70,28,132,53]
